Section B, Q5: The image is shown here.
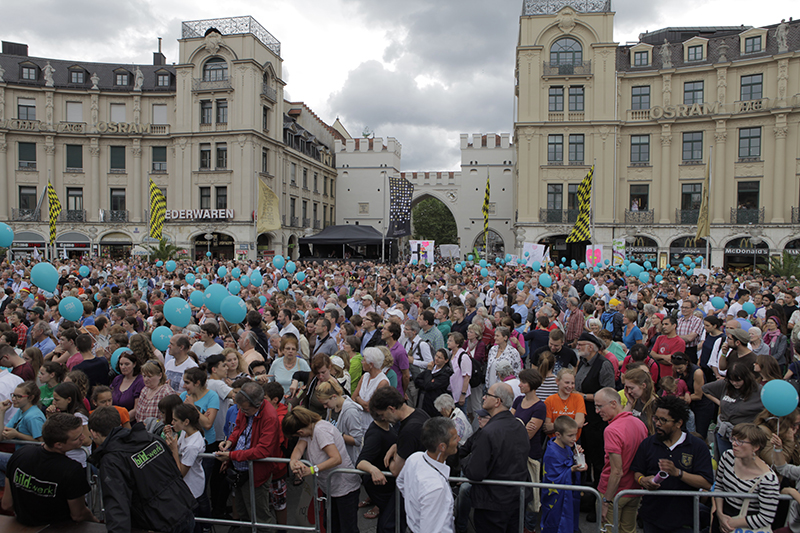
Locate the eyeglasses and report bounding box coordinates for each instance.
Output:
[731,438,752,446]
[483,392,501,400]
[11,394,28,399]
[652,416,674,425]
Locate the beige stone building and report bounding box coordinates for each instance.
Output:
[0,16,336,260]
[514,0,800,268]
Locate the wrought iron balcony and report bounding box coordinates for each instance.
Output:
[290,216,299,227]
[624,209,654,224]
[12,208,40,221]
[733,98,769,114]
[793,207,800,224]
[60,210,86,222]
[313,220,321,230]
[261,83,277,102]
[102,210,129,223]
[302,217,310,228]
[192,78,232,92]
[182,16,281,56]
[538,208,579,224]
[676,209,699,225]
[543,61,592,76]
[730,207,764,224]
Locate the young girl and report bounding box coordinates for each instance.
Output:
[165,403,209,533]
[64,370,92,412]
[0,381,45,445]
[316,380,365,468]
[37,361,65,409]
[91,385,132,428]
[47,382,92,466]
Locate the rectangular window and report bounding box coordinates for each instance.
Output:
[324,177,329,196]
[567,184,579,210]
[290,163,297,185]
[215,187,227,210]
[262,106,269,131]
[200,101,213,124]
[323,205,328,223]
[290,198,296,219]
[157,74,170,87]
[682,132,703,162]
[216,143,227,169]
[261,148,269,173]
[303,168,308,189]
[152,146,167,172]
[70,70,84,84]
[630,184,649,211]
[314,173,318,192]
[631,135,650,163]
[21,66,36,80]
[200,187,211,210]
[633,51,648,66]
[548,87,564,112]
[738,127,761,159]
[568,134,584,164]
[19,187,37,210]
[631,86,650,110]
[109,146,126,171]
[18,98,35,120]
[110,189,126,211]
[681,183,703,210]
[687,45,703,61]
[740,74,763,101]
[66,144,83,170]
[302,200,308,221]
[66,102,82,123]
[67,188,83,211]
[152,104,167,124]
[199,144,211,170]
[683,81,704,105]
[110,103,126,123]
[737,181,759,209]
[216,100,228,124]
[330,179,334,197]
[568,86,584,111]
[548,135,563,163]
[744,36,762,53]
[18,142,36,169]
[547,184,563,210]
[313,203,318,221]
[115,73,128,86]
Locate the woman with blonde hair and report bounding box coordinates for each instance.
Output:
[136,360,175,422]
[316,380,365,467]
[622,367,658,435]
[754,353,783,385]
[128,333,156,367]
[221,348,247,386]
[536,350,558,398]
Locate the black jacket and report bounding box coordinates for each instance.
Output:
[91,423,196,533]
[462,410,532,511]
[414,364,453,417]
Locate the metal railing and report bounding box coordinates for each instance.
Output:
[539,208,579,224]
[313,219,321,230]
[262,83,277,101]
[543,60,592,76]
[291,216,300,227]
[302,217,310,228]
[192,78,232,91]
[624,209,654,224]
[11,208,40,221]
[730,206,764,224]
[676,208,700,225]
[60,209,86,222]
[793,206,800,224]
[103,210,129,223]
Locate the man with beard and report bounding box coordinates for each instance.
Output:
[631,396,713,533]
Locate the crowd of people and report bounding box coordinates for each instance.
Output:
[0,255,798,533]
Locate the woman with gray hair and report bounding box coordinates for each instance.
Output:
[496,359,521,398]
[434,393,473,444]
[352,347,390,428]
[485,326,521,390]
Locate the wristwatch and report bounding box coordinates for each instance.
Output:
[602,497,610,504]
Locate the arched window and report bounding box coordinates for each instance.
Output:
[550,38,582,65]
[203,57,228,82]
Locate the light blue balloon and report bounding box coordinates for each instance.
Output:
[273,256,286,270]
[201,278,210,288]
[285,261,296,274]
[683,256,692,266]
[517,281,525,290]
[639,272,650,283]
[689,262,696,269]
[561,257,566,263]
[505,254,512,262]
[686,269,695,276]
[231,268,241,279]
[644,261,652,270]
[479,259,487,268]
[696,256,704,264]
[412,259,418,265]
[604,259,610,265]
[655,275,663,283]
[250,272,263,287]
[189,290,205,308]
[94,293,100,302]
[295,272,306,282]
[31,262,59,293]
[711,296,725,310]
[203,284,229,314]
[524,252,530,257]
[259,295,267,306]
[623,260,631,266]
[79,265,90,277]
[489,280,496,287]
[761,380,800,417]
[0,222,14,248]
[152,326,173,351]
[495,257,501,264]
[110,348,132,375]
[156,261,164,267]
[584,284,595,296]
[593,266,600,273]
[186,273,196,285]
[532,261,541,272]
[164,297,192,328]
[228,281,241,295]
[548,261,554,267]
[539,273,552,288]
[206,251,212,257]
[468,254,474,261]
[196,266,202,273]
[480,267,488,277]
[579,262,586,269]
[220,296,247,324]
[58,296,83,321]
[742,301,756,315]
[278,278,289,291]
[165,260,176,272]
[620,264,628,272]
[240,275,250,287]
[454,264,463,273]
[217,266,227,278]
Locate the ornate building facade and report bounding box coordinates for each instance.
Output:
[515,0,800,268]
[0,16,336,260]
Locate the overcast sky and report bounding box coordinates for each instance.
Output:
[3,0,794,170]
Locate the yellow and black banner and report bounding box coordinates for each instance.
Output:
[149,179,166,240]
[566,166,594,243]
[46,181,61,245]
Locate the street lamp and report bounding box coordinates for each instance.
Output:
[204,233,213,258]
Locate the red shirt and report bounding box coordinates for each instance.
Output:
[598,411,648,497]
[651,335,686,378]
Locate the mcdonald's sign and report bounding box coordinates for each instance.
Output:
[626,236,658,253]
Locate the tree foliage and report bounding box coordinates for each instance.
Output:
[411,197,457,244]
[769,251,800,279]
[143,238,180,261]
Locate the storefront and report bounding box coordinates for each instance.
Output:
[724,237,769,269]
[100,232,133,260]
[625,236,658,264]
[785,238,800,255]
[669,236,708,267]
[10,231,45,259]
[193,232,235,260]
[538,234,585,264]
[257,233,275,259]
[56,232,92,259]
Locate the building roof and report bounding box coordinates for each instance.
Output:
[639,26,752,45]
[522,0,611,16]
[181,16,281,57]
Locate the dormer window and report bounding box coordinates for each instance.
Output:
[687,45,703,61]
[203,57,228,82]
[157,74,170,87]
[739,28,768,56]
[116,73,129,86]
[744,36,762,53]
[634,51,648,66]
[21,66,36,80]
[70,70,85,84]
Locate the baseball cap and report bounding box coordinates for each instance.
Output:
[30,306,45,316]
[475,409,491,418]
[609,298,621,306]
[729,328,750,344]
[385,309,404,319]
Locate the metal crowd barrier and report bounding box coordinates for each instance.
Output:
[325,466,606,533]
[612,488,797,533]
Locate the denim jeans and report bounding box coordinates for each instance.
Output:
[0,451,11,487]
[455,483,472,533]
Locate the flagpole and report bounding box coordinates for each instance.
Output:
[591,158,596,256]
[706,146,712,268]
[381,170,386,264]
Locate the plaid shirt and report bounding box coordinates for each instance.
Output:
[676,314,704,347]
[565,309,584,344]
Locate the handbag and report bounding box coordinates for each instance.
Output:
[732,473,773,533]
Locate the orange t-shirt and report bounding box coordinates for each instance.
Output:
[544,392,587,438]
[91,406,130,426]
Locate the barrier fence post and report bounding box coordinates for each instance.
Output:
[248,460,258,533]
[518,486,525,533]
[693,494,700,533]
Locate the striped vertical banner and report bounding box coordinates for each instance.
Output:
[149,179,166,240]
[46,181,61,245]
[482,172,490,250]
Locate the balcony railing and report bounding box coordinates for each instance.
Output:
[730,207,764,224]
[302,217,310,228]
[192,78,232,92]
[628,109,651,121]
[313,220,321,230]
[543,61,592,76]
[102,210,129,223]
[12,208,40,221]
[60,210,86,222]
[290,216,299,227]
[261,83,277,102]
[624,209,654,224]
[733,98,769,114]
[538,208,579,224]
[151,125,169,135]
[18,161,37,170]
[676,209,699,225]
[793,207,800,224]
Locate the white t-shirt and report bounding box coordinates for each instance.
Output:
[191,341,223,364]
[165,357,198,393]
[208,378,234,442]
[178,430,206,498]
[66,412,89,467]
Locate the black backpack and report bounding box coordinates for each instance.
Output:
[459,350,485,388]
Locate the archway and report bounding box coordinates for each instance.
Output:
[724,236,768,270]
[11,230,45,258]
[287,235,298,260]
[625,235,658,264]
[257,233,274,258]
[193,232,234,260]
[785,238,800,256]
[100,232,132,260]
[473,229,505,259]
[538,234,585,264]
[411,194,457,246]
[56,231,91,259]
[669,236,708,267]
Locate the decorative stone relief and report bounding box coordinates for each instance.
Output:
[556,7,577,34]
[0,143,7,153]
[660,135,672,147]
[43,61,55,87]
[91,73,99,89]
[134,67,144,91]
[91,95,99,126]
[45,93,53,125]
[0,63,4,82]
[714,131,727,144]
[716,68,727,105]
[0,88,4,122]
[662,74,672,107]
[237,134,247,148]
[774,125,788,139]
[659,40,672,69]
[89,146,100,157]
[777,59,789,104]
[204,32,223,55]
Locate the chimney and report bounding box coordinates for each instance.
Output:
[153,37,166,66]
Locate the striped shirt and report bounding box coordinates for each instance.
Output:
[714,449,779,530]
[536,374,559,399]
